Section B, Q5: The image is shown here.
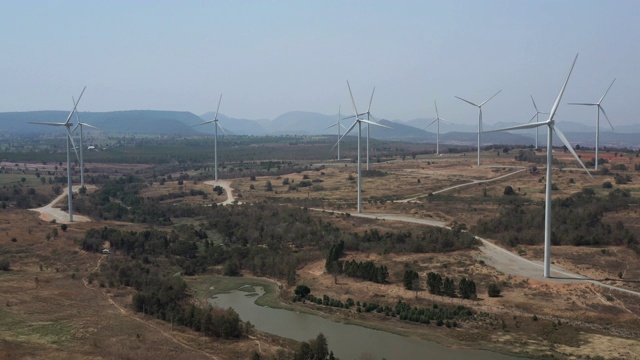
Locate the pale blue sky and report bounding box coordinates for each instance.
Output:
[1,0,639,127]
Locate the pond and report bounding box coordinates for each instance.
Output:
[210,286,525,360]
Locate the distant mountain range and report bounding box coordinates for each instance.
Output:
[1,110,638,148]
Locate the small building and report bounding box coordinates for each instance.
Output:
[101,249,110,254]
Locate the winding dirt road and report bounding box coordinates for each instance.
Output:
[29,185,95,224]
[204,179,239,205]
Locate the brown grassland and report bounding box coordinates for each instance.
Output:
[2,148,640,359]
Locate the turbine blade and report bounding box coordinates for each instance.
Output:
[346,80,359,116]
[598,78,616,104]
[340,123,348,130]
[72,123,80,133]
[554,125,592,178]
[80,123,99,130]
[325,123,338,130]
[548,53,579,122]
[530,95,539,112]
[343,114,357,121]
[454,96,479,107]
[361,118,390,129]
[480,89,502,106]
[29,122,66,126]
[568,102,597,106]
[483,121,547,134]
[434,100,440,119]
[66,128,80,162]
[368,114,380,123]
[192,120,215,127]
[65,86,86,124]
[425,118,438,129]
[217,122,230,139]
[528,113,537,123]
[332,121,357,150]
[214,93,222,120]
[599,106,614,131]
[367,86,375,112]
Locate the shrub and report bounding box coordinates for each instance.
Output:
[602,181,613,189]
[61,224,68,232]
[294,285,311,298]
[487,283,502,297]
[0,258,10,271]
[503,186,515,196]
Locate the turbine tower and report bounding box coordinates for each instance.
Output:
[193,94,228,182]
[71,96,99,188]
[334,81,390,213]
[325,105,347,160]
[455,90,502,166]
[30,86,86,222]
[425,101,448,155]
[483,54,591,278]
[568,78,616,171]
[528,95,548,150]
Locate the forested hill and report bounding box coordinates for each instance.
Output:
[0,110,203,135]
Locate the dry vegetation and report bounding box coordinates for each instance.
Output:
[3,148,640,359]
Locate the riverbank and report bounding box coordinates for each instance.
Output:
[187,275,536,359]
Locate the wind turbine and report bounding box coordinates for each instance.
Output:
[483,54,591,278]
[193,94,228,182]
[528,95,548,150]
[325,105,347,160]
[455,89,502,166]
[71,96,99,188]
[568,78,616,171]
[30,86,86,222]
[334,81,390,213]
[344,87,378,170]
[425,101,448,155]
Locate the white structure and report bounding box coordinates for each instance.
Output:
[30,86,86,222]
[325,105,347,160]
[568,78,616,171]
[71,96,98,188]
[528,95,548,150]
[425,101,447,155]
[335,81,390,213]
[484,54,591,278]
[344,87,378,170]
[455,90,502,166]
[193,94,228,182]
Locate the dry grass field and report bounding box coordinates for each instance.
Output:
[3,148,640,359]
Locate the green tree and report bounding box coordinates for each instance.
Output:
[427,272,443,295]
[61,224,68,232]
[488,283,501,297]
[403,269,419,290]
[459,278,477,299]
[294,285,311,298]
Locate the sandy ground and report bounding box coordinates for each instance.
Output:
[28,185,96,224]
[203,179,239,205]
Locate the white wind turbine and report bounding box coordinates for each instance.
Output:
[528,95,548,150]
[335,81,390,213]
[325,105,347,160]
[455,89,502,166]
[71,96,99,188]
[344,87,377,170]
[568,78,616,171]
[193,94,228,182]
[30,86,86,222]
[483,54,591,278]
[425,101,448,155]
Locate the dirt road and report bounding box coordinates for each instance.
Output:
[29,185,95,224]
[203,180,239,205]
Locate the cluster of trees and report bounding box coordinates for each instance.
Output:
[475,187,637,249]
[343,226,479,254]
[292,333,336,360]
[99,257,247,339]
[403,269,420,290]
[0,184,51,209]
[342,260,389,284]
[426,272,477,300]
[292,286,474,329]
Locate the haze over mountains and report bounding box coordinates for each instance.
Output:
[1,110,638,148]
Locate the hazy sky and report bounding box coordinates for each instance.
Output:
[1,0,639,127]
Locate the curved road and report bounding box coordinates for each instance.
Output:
[29,185,95,224]
[204,179,239,205]
[397,167,528,203]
